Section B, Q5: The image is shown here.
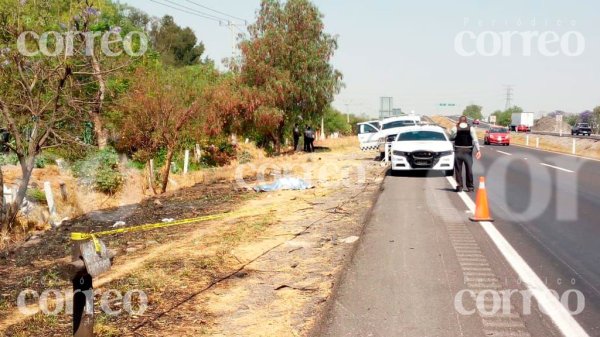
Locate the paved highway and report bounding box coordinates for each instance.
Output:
[318,142,599,336]
[469,143,600,334]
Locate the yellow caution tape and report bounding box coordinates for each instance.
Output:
[70,210,261,252]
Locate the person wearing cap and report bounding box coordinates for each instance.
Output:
[450,116,481,192]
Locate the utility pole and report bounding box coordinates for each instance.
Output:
[220,20,246,59]
[504,85,514,110]
[345,103,350,123]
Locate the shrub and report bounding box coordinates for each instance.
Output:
[72,147,124,194]
[26,188,47,204]
[0,153,19,166]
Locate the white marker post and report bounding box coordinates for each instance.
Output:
[149,159,155,186]
[526,135,529,146]
[183,150,190,175]
[43,181,57,223]
[572,138,576,154]
[536,137,540,148]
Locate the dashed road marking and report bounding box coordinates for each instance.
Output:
[540,163,574,173]
[497,150,512,156]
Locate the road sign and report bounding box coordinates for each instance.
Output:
[489,116,497,124]
[556,114,563,122]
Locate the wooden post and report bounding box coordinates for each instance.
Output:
[59,182,68,201]
[183,150,190,175]
[149,160,155,186]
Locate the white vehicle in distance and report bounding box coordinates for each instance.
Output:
[377,115,421,159]
[390,125,455,176]
[357,120,381,151]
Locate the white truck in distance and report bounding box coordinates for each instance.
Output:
[511,112,534,132]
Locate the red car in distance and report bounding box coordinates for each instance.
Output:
[516,124,530,132]
[484,127,510,146]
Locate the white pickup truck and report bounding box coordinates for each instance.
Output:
[357,116,422,159]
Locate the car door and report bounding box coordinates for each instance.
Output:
[357,123,380,150]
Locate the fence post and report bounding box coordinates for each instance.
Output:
[194,144,201,163]
[183,150,190,175]
[59,182,68,201]
[572,138,576,154]
[526,135,529,146]
[43,181,57,222]
[536,137,540,148]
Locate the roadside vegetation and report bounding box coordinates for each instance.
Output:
[0,0,359,233]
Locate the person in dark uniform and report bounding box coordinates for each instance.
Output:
[293,124,301,151]
[307,126,315,152]
[303,126,310,152]
[450,116,481,192]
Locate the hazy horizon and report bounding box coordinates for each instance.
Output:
[124,0,600,118]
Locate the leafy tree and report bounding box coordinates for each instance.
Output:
[118,64,217,193]
[323,106,351,135]
[150,16,205,67]
[462,105,483,120]
[0,0,85,229]
[492,106,523,126]
[590,107,600,133]
[237,0,342,152]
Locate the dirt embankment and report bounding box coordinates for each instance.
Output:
[0,137,385,336]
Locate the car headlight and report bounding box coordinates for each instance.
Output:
[393,150,410,156]
[439,150,453,156]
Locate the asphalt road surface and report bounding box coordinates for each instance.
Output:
[318,143,599,337]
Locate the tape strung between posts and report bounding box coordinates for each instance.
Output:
[71,210,256,252]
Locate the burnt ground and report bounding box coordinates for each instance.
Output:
[0,145,385,337]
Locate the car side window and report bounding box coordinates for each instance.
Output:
[360,124,377,134]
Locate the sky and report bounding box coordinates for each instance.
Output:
[124,0,600,118]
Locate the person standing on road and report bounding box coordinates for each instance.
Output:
[293,124,301,151]
[450,116,481,192]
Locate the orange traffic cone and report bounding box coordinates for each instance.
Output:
[469,177,494,222]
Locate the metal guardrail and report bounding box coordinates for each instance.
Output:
[526,130,600,140]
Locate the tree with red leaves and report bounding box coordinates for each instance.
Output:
[119,64,217,193]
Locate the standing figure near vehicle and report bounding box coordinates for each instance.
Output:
[450,116,481,192]
[293,124,301,151]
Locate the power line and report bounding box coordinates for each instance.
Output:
[185,0,247,24]
[161,0,226,21]
[149,0,222,22]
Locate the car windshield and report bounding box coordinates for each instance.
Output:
[382,120,417,130]
[397,131,446,141]
[579,124,589,127]
[490,128,508,133]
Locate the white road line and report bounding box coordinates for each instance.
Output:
[496,150,512,156]
[445,176,590,337]
[540,163,574,173]
[510,143,600,163]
